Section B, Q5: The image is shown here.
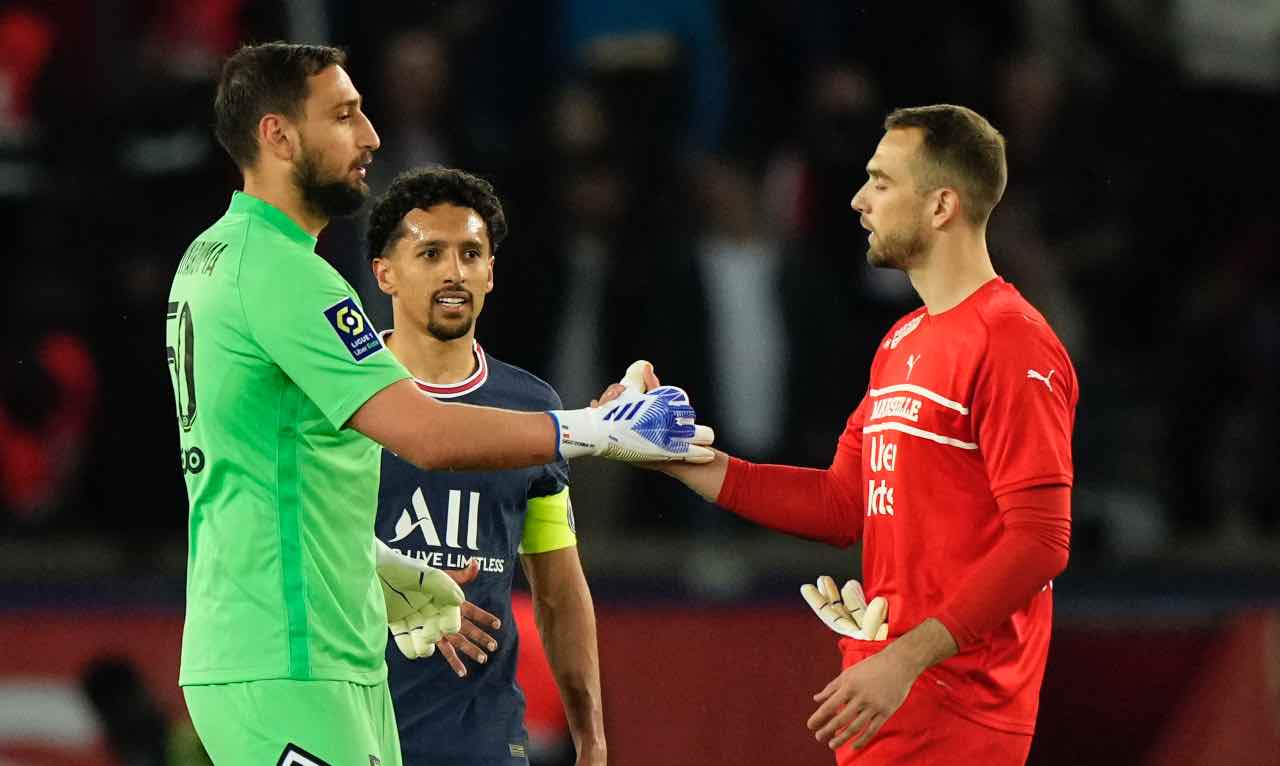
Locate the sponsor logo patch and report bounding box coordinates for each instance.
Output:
[324,297,384,362]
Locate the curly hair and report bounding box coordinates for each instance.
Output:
[214,42,347,169]
[366,167,508,260]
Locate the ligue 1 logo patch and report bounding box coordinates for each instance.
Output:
[324,297,384,362]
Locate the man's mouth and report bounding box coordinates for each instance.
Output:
[434,292,470,309]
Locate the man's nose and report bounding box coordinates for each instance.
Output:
[442,253,465,281]
[851,191,867,214]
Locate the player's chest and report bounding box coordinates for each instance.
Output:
[376,453,533,552]
[865,329,982,456]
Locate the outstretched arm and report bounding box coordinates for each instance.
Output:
[601,363,867,547]
[352,379,558,471]
[351,377,712,473]
[664,440,865,548]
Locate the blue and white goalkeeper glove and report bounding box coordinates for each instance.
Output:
[376,539,465,659]
[550,365,715,463]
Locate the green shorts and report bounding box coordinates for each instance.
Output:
[183,679,402,766]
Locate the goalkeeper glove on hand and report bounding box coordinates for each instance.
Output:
[801,575,889,641]
[376,540,465,659]
[550,384,715,463]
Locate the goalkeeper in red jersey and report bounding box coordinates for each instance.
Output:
[612,104,1076,765]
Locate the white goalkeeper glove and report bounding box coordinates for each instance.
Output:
[550,364,715,463]
[375,539,465,659]
[801,575,889,641]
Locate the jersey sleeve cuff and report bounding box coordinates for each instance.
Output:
[715,456,751,508]
[933,608,978,651]
[327,370,412,431]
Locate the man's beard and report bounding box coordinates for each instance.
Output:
[866,224,929,270]
[293,146,367,220]
[426,314,474,341]
[425,289,477,341]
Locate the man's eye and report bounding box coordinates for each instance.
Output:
[337,113,351,122]
[423,248,438,258]
[465,250,481,259]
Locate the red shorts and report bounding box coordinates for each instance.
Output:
[833,654,1032,765]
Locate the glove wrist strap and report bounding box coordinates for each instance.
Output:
[547,409,602,460]
[374,537,400,569]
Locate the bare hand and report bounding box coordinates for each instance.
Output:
[590,362,661,407]
[436,561,502,677]
[807,650,920,750]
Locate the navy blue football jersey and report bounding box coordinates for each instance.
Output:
[376,340,571,765]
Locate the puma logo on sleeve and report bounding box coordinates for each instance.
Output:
[1026,368,1055,392]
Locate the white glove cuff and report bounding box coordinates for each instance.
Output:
[547,408,602,460]
[374,537,400,569]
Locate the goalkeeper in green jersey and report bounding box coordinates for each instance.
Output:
[168,42,713,766]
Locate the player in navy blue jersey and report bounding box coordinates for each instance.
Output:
[367,167,605,766]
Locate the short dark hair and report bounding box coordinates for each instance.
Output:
[884,104,1007,225]
[214,42,347,169]
[366,167,508,260]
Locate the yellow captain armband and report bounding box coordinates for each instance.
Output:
[519,488,577,555]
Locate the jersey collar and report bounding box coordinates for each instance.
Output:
[378,331,489,398]
[227,191,317,248]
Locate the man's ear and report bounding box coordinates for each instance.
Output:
[485,255,495,294]
[258,113,297,162]
[930,188,962,229]
[372,256,395,296]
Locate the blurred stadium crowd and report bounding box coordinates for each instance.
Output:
[1,0,1278,581]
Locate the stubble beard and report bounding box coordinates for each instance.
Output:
[426,314,474,341]
[866,223,929,271]
[425,290,477,341]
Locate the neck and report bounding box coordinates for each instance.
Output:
[386,310,477,384]
[906,226,997,314]
[242,171,327,237]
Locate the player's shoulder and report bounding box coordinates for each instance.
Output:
[974,281,1073,363]
[235,225,339,296]
[877,305,929,352]
[971,279,1046,332]
[483,353,563,410]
